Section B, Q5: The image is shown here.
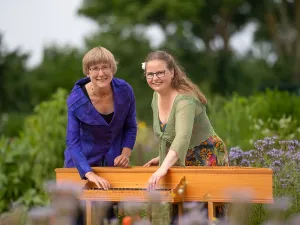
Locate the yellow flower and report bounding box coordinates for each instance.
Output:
[212,217,219,224]
[138,121,147,129]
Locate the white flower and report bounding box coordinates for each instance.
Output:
[141,62,145,70]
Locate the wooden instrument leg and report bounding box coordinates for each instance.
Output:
[86,200,92,225]
[118,202,124,216]
[177,202,183,225]
[207,201,215,221]
[147,203,152,221]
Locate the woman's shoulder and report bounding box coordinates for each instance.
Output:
[175,93,205,109]
[112,78,135,104]
[176,93,199,103]
[67,77,90,110]
[112,77,134,92]
[151,92,157,108]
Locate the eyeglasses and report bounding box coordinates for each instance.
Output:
[89,65,110,73]
[145,70,166,79]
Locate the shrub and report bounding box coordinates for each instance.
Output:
[0,89,68,212]
[230,137,300,224]
[209,90,300,149]
[0,113,26,137]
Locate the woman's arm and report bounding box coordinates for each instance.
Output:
[67,110,110,189]
[66,110,92,178]
[147,150,179,190]
[121,87,138,153]
[114,87,138,167]
[159,150,179,170]
[147,100,196,190]
[168,100,196,165]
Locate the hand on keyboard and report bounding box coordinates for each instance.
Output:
[147,167,168,191]
[143,156,159,167]
[85,171,110,190]
[114,154,130,167]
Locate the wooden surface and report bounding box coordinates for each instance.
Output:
[56,166,273,225]
[55,166,274,204]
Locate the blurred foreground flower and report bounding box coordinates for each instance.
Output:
[28,206,54,225]
[0,205,27,225]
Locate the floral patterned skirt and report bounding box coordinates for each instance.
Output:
[180,135,230,219]
[185,135,230,167]
[153,135,230,224]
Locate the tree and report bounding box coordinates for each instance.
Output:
[78,0,250,53]
[77,0,281,101]
[247,0,300,83]
[0,34,31,113]
[28,45,83,107]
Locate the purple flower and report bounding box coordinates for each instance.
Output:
[279,178,288,187]
[266,149,283,158]
[272,160,281,167]
[271,160,282,172]
[295,152,300,161]
[285,150,294,160]
[240,159,250,167]
[287,215,300,225]
[288,145,295,151]
[241,151,252,159]
[268,196,292,211]
[279,140,300,152]
[229,147,244,161]
[248,150,256,157]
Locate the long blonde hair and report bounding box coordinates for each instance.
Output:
[145,50,207,104]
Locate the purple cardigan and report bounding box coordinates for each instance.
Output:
[63,77,137,178]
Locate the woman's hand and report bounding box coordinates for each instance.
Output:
[85,171,110,190]
[146,150,178,190]
[143,156,159,167]
[114,154,130,167]
[147,167,168,191]
[114,147,131,167]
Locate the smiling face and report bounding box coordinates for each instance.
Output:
[88,63,113,88]
[82,47,117,89]
[145,60,174,93]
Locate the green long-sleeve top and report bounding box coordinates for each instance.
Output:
[151,92,215,166]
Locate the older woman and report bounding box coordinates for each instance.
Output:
[64,46,137,190]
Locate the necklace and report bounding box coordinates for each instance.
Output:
[90,83,111,98]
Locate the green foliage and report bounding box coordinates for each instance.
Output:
[132,89,300,163]
[77,0,283,99]
[131,121,159,166]
[132,90,300,167]
[0,35,31,113]
[0,113,26,137]
[0,89,68,212]
[1,1,300,222]
[28,45,83,107]
[0,84,298,225]
[249,89,300,120]
[230,137,300,223]
[0,36,83,139]
[208,94,252,149]
[209,90,300,149]
[3,0,298,136]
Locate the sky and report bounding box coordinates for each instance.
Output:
[0,0,97,67]
[0,0,255,67]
